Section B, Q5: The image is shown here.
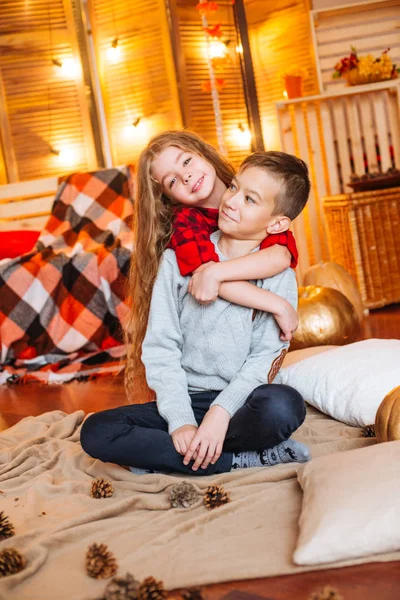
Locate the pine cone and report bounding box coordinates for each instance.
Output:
[91,477,115,499]
[203,484,230,510]
[104,572,140,600]
[0,548,26,578]
[86,543,118,580]
[309,586,343,600]
[181,587,204,600]
[361,424,375,438]
[170,482,199,509]
[0,511,15,541]
[136,576,167,600]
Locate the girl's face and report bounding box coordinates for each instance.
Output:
[151,146,220,208]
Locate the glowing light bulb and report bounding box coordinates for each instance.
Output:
[124,124,136,139]
[50,145,76,166]
[107,38,121,62]
[52,58,79,78]
[58,146,76,165]
[123,117,150,144]
[235,44,243,54]
[60,58,79,78]
[283,90,288,99]
[208,40,228,60]
[235,124,252,147]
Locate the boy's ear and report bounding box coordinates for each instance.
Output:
[266,215,291,235]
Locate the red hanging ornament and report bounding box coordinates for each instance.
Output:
[202,78,225,93]
[196,2,219,16]
[203,23,222,38]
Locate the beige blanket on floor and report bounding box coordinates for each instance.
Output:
[0,407,399,600]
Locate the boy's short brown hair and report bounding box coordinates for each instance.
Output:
[239,151,310,220]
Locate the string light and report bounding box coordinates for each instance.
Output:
[283,90,288,99]
[235,43,243,54]
[107,37,121,62]
[235,123,252,146]
[46,2,78,168]
[52,58,79,78]
[208,39,228,60]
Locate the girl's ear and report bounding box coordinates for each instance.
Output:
[266,216,291,235]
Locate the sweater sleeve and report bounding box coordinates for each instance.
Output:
[210,268,298,417]
[141,251,198,434]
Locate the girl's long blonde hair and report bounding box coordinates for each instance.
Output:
[125,130,235,401]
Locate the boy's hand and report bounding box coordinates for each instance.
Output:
[274,298,299,341]
[188,262,221,304]
[183,405,230,471]
[171,425,198,455]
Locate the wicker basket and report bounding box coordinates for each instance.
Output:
[323,187,400,309]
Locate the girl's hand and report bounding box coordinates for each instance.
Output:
[171,425,198,455]
[183,405,230,471]
[188,262,221,304]
[274,298,299,341]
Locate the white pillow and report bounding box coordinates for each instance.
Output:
[276,339,400,426]
[294,441,400,565]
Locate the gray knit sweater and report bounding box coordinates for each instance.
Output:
[141,231,298,433]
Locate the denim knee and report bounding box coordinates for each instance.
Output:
[80,412,106,459]
[250,383,306,431]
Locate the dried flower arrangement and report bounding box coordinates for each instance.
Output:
[333,47,399,85]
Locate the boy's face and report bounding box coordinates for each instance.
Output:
[218,166,285,240]
[151,146,217,207]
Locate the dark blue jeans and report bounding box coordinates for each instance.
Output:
[80,384,306,476]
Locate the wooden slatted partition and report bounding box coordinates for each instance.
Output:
[244,0,319,280]
[311,0,400,92]
[88,0,182,165]
[276,80,400,278]
[168,0,251,167]
[245,0,319,152]
[0,0,97,182]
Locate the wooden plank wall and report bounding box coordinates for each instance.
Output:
[0,0,97,183]
[312,0,400,92]
[88,0,182,166]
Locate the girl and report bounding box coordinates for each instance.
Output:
[125,130,299,400]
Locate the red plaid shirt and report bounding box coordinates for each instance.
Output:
[167,206,298,276]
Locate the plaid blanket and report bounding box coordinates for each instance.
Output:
[0,166,133,384]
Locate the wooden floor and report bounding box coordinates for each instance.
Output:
[1,304,400,599]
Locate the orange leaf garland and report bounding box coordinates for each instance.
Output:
[202,78,225,92]
[196,1,219,16]
[203,23,222,38]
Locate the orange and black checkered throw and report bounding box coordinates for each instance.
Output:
[0,166,133,384]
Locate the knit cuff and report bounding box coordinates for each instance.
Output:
[210,387,247,418]
[163,408,198,435]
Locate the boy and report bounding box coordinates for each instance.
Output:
[81,151,311,475]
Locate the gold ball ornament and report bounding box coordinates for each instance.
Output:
[291,286,361,351]
[303,261,364,324]
[375,385,400,442]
